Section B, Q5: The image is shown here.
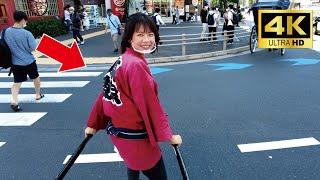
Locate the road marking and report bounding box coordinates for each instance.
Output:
[237,137,320,153]
[0,142,6,148]
[0,112,47,126]
[282,59,320,66]
[0,81,89,88]
[0,94,72,103]
[0,72,103,78]
[209,63,253,70]
[63,153,123,164]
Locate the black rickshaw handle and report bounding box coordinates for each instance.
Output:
[172,144,190,180]
[55,134,93,180]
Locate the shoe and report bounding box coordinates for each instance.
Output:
[36,94,45,101]
[80,41,85,45]
[159,42,163,45]
[10,104,21,112]
[113,49,118,53]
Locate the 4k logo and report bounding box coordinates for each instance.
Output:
[258,10,313,48]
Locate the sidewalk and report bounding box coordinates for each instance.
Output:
[35,19,251,65]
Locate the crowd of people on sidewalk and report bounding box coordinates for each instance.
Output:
[200,4,241,45]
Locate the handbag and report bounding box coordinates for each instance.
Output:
[109,16,121,35]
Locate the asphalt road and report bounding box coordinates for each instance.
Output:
[1,47,320,179]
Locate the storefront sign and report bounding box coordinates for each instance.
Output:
[111,0,125,22]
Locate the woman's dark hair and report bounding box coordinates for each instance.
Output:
[64,5,71,10]
[13,11,28,22]
[121,13,159,54]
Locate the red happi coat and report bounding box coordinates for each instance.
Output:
[87,48,173,170]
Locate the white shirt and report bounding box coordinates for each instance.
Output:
[227,10,234,26]
[64,10,71,21]
[154,13,165,25]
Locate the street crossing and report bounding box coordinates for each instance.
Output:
[0,67,105,152]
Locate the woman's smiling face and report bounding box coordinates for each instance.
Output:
[131,24,156,54]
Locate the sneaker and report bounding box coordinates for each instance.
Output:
[80,41,85,45]
[113,49,119,53]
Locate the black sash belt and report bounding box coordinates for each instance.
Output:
[106,121,148,140]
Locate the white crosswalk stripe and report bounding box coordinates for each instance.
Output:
[0,72,103,78]
[0,142,6,148]
[0,94,72,103]
[0,112,47,126]
[0,81,90,88]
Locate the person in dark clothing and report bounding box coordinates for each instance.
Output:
[70,7,84,45]
[200,6,208,41]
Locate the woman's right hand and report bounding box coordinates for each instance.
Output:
[85,127,97,137]
[170,135,182,147]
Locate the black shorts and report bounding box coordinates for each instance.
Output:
[12,61,39,83]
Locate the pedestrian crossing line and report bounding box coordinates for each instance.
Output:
[237,137,320,153]
[0,72,103,78]
[0,81,90,88]
[37,67,109,71]
[0,94,72,103]
[0,142,6,148]
[0,112,47,126]
[63,153,123,164]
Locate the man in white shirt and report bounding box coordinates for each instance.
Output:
[105,9,121,53]
[153,8,165,31]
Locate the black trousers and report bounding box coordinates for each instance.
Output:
[127,157,167,180]
[227,25,234,43]
[208,27,217,41]
[172,15,176,24]
[72,29,83,43]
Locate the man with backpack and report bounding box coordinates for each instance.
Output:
[2,11,44,112]
[207,7,219,44]
[153,8,165,32]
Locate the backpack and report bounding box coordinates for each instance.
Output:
[152,14,158,25]
[0,29,12,69]
[207,14,215,25]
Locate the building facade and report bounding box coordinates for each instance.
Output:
[0,0,65,30]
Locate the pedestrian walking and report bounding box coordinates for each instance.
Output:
[63,5,71,32]
[70,7,85,45]
[82,8,90,31]
[142,7,148,15]
[153,8,165,31]
[194,7,198,22]
[226,5,235,44]
[172,8,177,24]
[85,13,182,180]
[200,5,208,41]
[3,11,44,112]
[105,9,121,53]
[175,7,180,24]
[207,7,219,44]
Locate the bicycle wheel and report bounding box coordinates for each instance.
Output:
[250,26,258,53]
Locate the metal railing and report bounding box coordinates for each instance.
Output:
[155,27,251,57]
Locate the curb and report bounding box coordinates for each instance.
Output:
[148,46,250,64]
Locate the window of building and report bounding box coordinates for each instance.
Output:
[14,0,59,17]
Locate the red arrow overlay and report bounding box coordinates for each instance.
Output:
[36,34,86,72]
